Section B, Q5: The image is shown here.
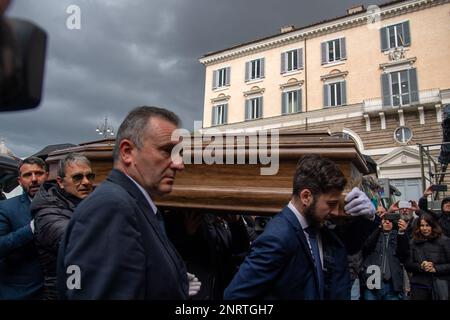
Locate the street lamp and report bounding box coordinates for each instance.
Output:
[95,117,115,137]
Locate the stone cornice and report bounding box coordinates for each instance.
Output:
[279,80,304,90]
[379,57,417,70]
[199,0,445,66]
[243,87,265,97]
[321,71,349,81]
[210,95,231,104]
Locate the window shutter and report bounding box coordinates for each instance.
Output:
[323,84,329,107]
[409,68,419,103]
[341,81,347,106]
[281,52,286,74]
[245,100,250,120]
[403,21,411,46]
[381,73,391,107]
[245,62,250,82]
[340,38,346,59]
[380,27,388,51]
[282,92,287,114]
[259,97,263,118]
[260,58,265,78]
[212,70,217,90]
[225,67,230,86]
[321,42,327,64]
[298,48,303,69]
[211,106,217,126]
[223,104,228,124]
[298,89,302,112]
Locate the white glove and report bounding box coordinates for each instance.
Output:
[30,219,35,234]
[187,272,201,297]
[344,187,376,219]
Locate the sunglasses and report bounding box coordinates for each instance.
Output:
[71,173,96,184]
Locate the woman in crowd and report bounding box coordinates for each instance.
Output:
[405,213,450,300]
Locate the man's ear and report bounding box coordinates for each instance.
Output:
[299,189,313,206]
[119,139,135,166]
[56,176,64,189]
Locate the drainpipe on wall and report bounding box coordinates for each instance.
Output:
[304,37,308,113]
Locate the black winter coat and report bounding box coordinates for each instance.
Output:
[360,228,409,292]
[405,236,450,286]
[30,182,81,300]
[165,213,250,300]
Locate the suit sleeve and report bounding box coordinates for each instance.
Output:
[62,194,146,299]
[0,206,34,258]
[223,231,289,299]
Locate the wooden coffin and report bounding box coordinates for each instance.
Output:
[45,130,368,216]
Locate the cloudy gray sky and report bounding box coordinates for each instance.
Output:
[1,0,377,158]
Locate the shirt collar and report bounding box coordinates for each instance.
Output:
[288,201,309,230]
[126,174,158,215]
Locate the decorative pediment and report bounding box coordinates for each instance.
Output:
[243,86,265,97]
[210,93,231,104]
[379,57,416,72]
[280,78,304,90]
[377,146,421,168]
[320,69,348,81]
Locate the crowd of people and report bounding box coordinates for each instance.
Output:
[0,106,449,300]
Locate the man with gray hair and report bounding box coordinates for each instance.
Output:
[31,153,94,299]
[58,106,195,299]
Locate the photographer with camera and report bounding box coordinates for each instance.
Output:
[360,212,410,300]
[387,200,428,240]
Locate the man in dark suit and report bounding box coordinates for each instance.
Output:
[58,106,193,299]
[224,154,376,300]
[0,157,48,299]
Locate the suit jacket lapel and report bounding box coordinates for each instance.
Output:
[106,170,183,265]
[282,207,321,294]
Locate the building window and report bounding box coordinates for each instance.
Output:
[381,21,410,51]
[245,97,263,120]
[245,58,265,82]
[212,104,227,126]
[281,49,303,73]
[212,67,230,90]
[394,126,412,144]
[282,89,302,114]
[323,81,346,107]
[381,68,418,107]
[321,38,346,65]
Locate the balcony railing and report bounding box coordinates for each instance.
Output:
[363,88,441,113]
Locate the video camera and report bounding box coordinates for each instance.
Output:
[0,4,47,111]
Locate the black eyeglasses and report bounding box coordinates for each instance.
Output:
[71,173,96,184]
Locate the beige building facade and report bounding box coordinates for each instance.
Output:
[199,0,450,202]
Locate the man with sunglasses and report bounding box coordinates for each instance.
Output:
[31,153,94,299]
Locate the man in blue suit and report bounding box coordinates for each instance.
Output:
[224,154,376,300]
[58,106,195,299]
[0,157,48,299]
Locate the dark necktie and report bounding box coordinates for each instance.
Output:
[305,226,325,299]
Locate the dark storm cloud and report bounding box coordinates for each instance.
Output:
[1,0,376,157]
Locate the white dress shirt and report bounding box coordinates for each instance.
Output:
[288,201,324,269]
[126,174,158,215]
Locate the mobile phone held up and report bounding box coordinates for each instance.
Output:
[398,200,411,209]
